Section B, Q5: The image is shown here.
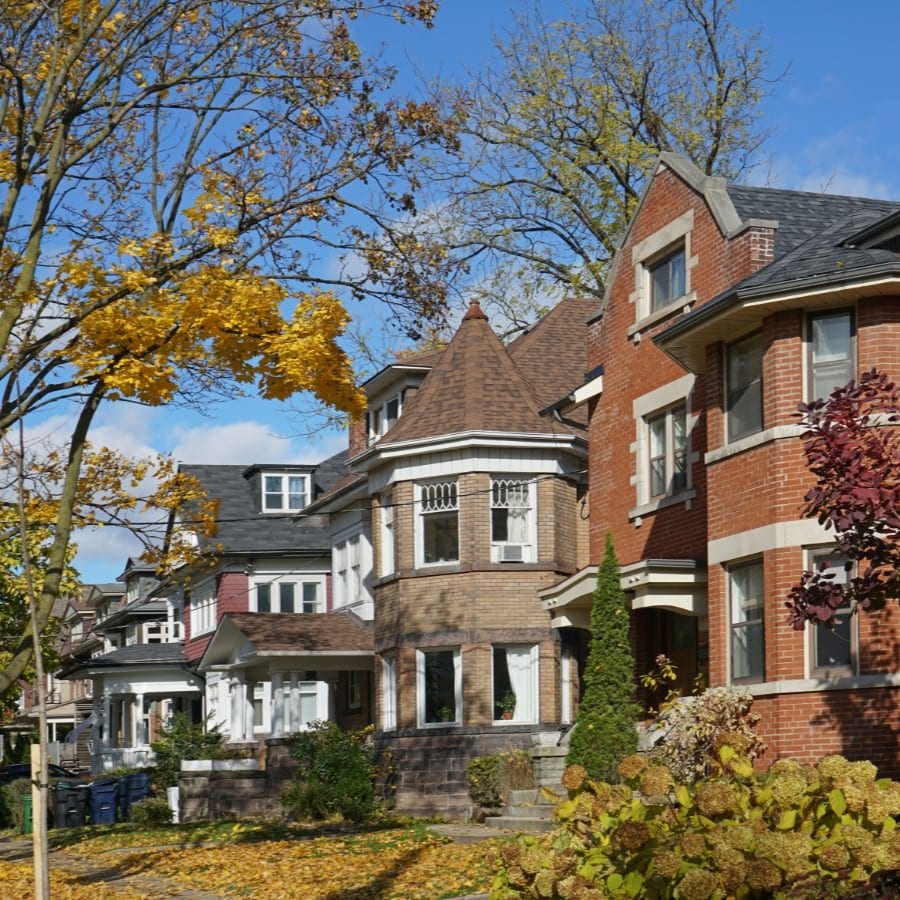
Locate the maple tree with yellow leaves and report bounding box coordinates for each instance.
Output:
[0,0,457,696]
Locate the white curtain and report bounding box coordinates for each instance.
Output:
[505,646,535,723]
[507,506,529,543]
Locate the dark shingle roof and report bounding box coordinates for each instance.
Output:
[379,300,573,445]
[180,450,348,556]
[58,643,187,677]
[223,611,372,652]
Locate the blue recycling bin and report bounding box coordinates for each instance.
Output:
[53,782,90,828]
[90,777,119,825]
[119,771,151,821]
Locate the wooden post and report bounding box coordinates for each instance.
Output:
[31,742,49,900]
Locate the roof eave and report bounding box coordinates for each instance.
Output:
[655,268,900,373]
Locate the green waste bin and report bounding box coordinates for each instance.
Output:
[21,793,32,835]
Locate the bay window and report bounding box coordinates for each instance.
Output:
[729,560,765,683]
[417,481,459,566]
[491,478,535,562]
[726,332,763,442]
[492,645,538,723]
[809,311,854,401]
[417,647,461,726]
[381,654,397,730]
[189,581,216,635]
[253,578,323,613]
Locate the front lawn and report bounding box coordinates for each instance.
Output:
[2,820,504,899]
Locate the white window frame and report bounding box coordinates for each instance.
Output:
[416,647,462,727]
[806,547,858,678]
[379,497,395,577]
[492,644,539,725]
[646,403,688,500]
[189,579,217,636]
[280,674,328,732]
[381,654,397,730]
[490,477,537,563]
[251,574,325,614]
[648,244,687,313]
[415,480,459,568]
[728,559,765,684]
[252,681,271,733]
[367,391,404,444]
[261,473,310,513]
[807,310,855,402]
[332,530,372,611]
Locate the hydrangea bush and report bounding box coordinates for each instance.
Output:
[491,752,900,899]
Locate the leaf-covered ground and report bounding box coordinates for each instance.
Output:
[1,821,504,898]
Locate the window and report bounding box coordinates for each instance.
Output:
[189,581,216,635]
[382,654,397,730]
[809,311,854,401]
[252,682,266,730]
[491,478,535,562]
[347,671,361,710]
[492,645,538,724]
[253,579,322,613]
[367,392,404,444]
[647,404,687,498]
[418,481,459,566]
[417,648,461,726]
[334,533,369,608]
[285,676,321,732]
[262,473,309,512]
[726,331,763,442]
[808,548,857,676]
[379,499,395,577]
[649,245,686,311]
[729,560,764,683]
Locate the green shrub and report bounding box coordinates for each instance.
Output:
[566,532,640,782]
[468,750,536,809]
[283,722,378,823]
[645,684,767,783]
[150,713,233,793]
[128,796,173,826]
[0,777,66,831]
[492,752,900,899]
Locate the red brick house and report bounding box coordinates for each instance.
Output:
[547,154,899,774]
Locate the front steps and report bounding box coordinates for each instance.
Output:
[483,784,564,834]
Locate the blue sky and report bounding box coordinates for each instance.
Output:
[74,1,900,581]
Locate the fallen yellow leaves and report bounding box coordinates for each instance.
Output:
[75,826,502,899]
[0,859,144,899]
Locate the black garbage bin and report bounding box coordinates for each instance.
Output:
[53,781,90,828]
[119,772,151,821]
[90,777,119,825]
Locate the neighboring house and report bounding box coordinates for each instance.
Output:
[547,154,899,774]
[309,297,595,815]
[58,561,201,772]
[176,457,374,746]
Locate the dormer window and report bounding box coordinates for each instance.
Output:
[367,391,405,444]
[649,245,686,311]
[263,473,309,512]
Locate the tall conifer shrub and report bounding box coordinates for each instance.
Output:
[566,532,640,780]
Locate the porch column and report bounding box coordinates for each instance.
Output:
[133,693,144,746]
[271,674,285,738]
[101,692,112,750]
[230,674,247,741]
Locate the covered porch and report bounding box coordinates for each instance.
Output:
[540,559,709,705]
[199,611,374,743]
[59,645,203,774]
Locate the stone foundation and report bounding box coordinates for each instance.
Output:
[374,726,566,819]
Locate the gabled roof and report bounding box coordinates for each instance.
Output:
[376,300,574,446]
[180,450,349,556]
[198,611,373,670]
[652,156,900,370]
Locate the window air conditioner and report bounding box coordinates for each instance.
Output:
[499,544,524,562]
